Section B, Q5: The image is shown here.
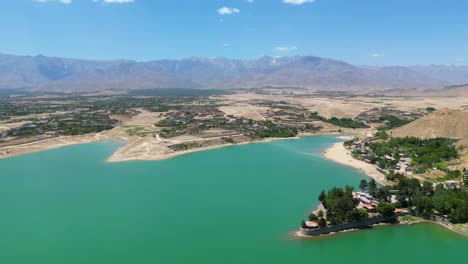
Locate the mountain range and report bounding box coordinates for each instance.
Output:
[1,53,467,92]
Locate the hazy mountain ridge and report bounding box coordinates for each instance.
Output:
[0,53,465,92]
[409,65,468,85]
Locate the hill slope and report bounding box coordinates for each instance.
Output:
[391,109,468,140]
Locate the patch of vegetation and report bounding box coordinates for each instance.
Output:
[319,185,369,225]
[387,176,468,223]
[426,107,436,113]
[168,142,202,151]
[249,120,297,139]
[309,112,369,129]
[222,137,236,144]
[375,130,389,140]
[126,127,153,137]
[435,169,462,182]
[378,115,412,129]
[368,137,458,173]
[159,128,186,138]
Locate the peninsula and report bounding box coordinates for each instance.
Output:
[305,109,468,237]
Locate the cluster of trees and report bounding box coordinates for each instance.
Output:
[395,177,468,223]
[307,210,327,228]
[250,121,297,139]
[386,172,403,182]
[319,186,356,225]
[315,185,370,225]
[302,123,323,134]
[304,180,397,228]
[304,175,467,230]
[156,110,302,140]
[222,137,236,144]
[61,124,114,136]
[5,113,117,137]
[359,179,394,203]
[375,130,389,140]
[378,115,412,130]
[309,112,369,129]
[368,137,459,173]
[168,142,202,151]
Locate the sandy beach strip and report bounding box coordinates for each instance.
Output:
[323,141,389,185]
[106,136,301,163]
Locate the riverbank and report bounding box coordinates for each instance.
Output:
[297,215,468,239]
[296,220,467,239]
[398,215,468,237]
[0,129,125,160]
[0,129,332,162]
[323,140,389,185]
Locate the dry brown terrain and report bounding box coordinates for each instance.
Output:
[391,108,468,170]
[2,91,468,163]
[215,92,468,119]
[392,109,468,141]
[218,105,267,120]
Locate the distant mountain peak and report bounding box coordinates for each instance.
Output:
[0,52,466,92]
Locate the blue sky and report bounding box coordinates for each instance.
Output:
[0,0,467,65]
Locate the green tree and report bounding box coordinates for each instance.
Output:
[397,176,421,207]
[375,130,389,140]
[369,178,378,196]
[308,213,319,221]
[318,218,327,227]
[377,202,396,217]
[317,210,324,218]
[415,196,434,216]
[350,208,368,221]
[359,179,368,191]
[377,186,391,202]
[318,190,326,204]
[422,181,434,196]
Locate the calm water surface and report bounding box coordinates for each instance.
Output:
[0,136,466,263]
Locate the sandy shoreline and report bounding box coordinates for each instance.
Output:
[1,129,388,188]
[1,131,319,163]
[323,141,389,185]
[0,131,125,160]
[105,135,302,163]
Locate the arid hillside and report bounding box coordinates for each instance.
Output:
[391,109,468,141]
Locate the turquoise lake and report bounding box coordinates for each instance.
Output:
[0,136,466,263]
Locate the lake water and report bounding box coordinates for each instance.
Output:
[0,136,466,263]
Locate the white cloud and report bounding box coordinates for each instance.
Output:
[217,7,240,15]
[283,0,315,5]
[370,53,385,57]
[274,46,297,52]
[33,0,72,4]
[93,0,135,3]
